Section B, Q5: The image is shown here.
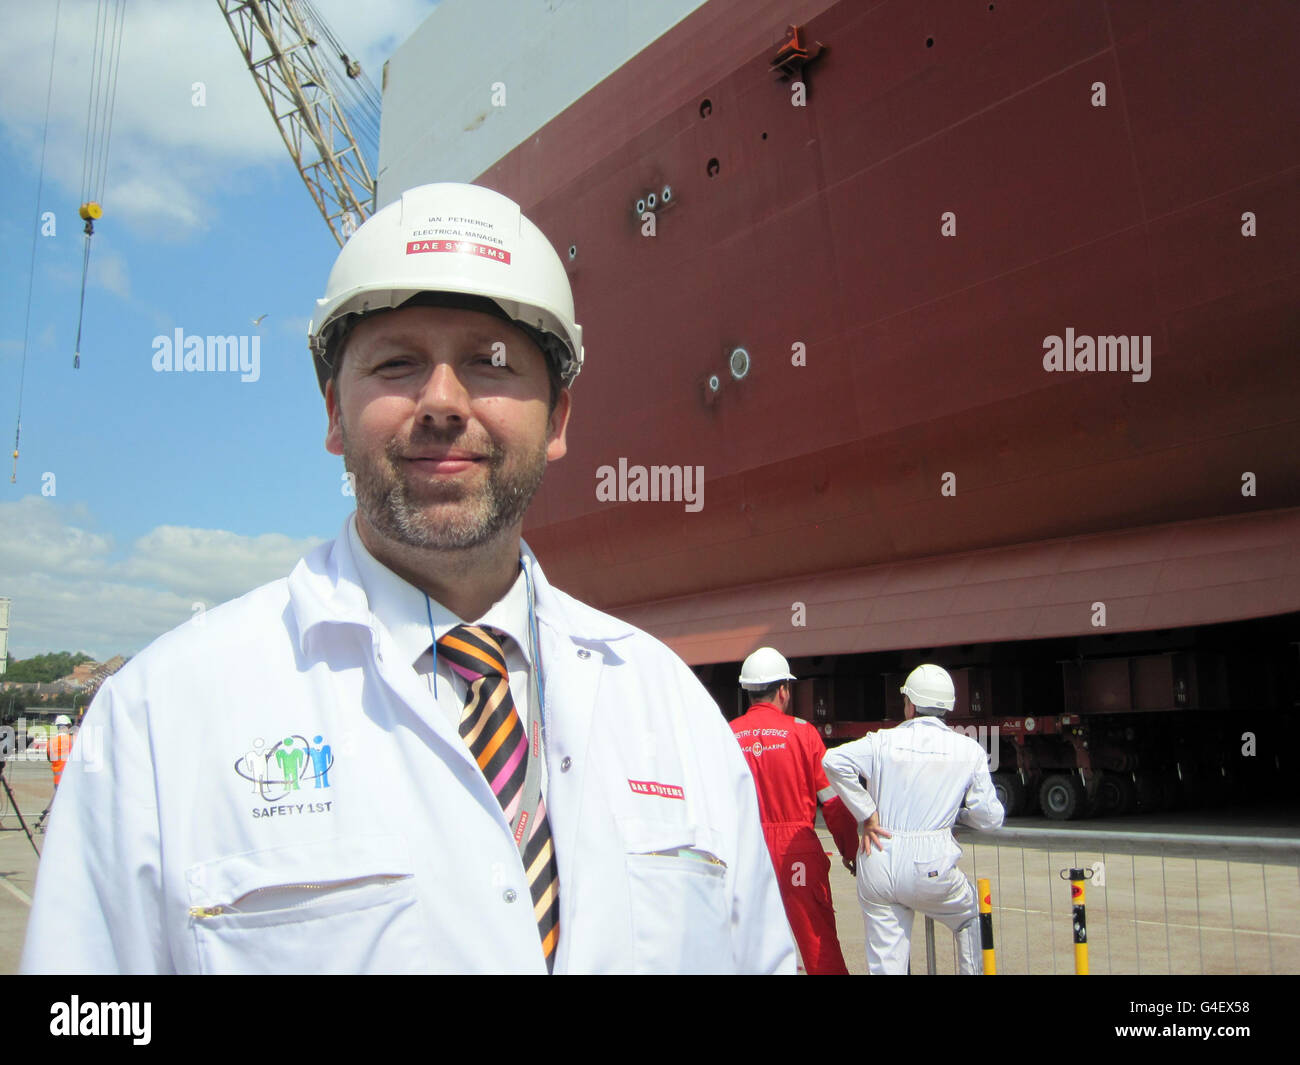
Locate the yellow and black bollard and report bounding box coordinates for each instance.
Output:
[1060,867,1092,974]
[977,877,996,974]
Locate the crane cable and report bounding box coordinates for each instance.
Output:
[296,0,381,162]
[73,0,128,370]
[12,0,64,483]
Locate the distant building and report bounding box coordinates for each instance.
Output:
[0,597,9,677]
[91,656,127,686]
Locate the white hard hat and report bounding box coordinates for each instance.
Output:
[55,714,72,726]
[308,183,583,393]
[900,664,956,712]
[739,647,796,689]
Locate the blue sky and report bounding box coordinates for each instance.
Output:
[1,0,438,659]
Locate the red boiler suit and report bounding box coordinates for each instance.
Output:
[731,703,859,974]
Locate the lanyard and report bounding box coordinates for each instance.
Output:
[425,555,548,725]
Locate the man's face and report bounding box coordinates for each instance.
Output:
[325,306,570,551]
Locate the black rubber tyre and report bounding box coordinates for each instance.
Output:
[1133,769,1165,812]
[1161,767,1187,810]
[1213,765,1238,804]
[1097,770,1138,816]
[1039,773,1083,820]
[992,772,1025,817]
[1021,776,1041,815]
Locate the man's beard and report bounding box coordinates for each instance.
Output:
[342,420,547,551]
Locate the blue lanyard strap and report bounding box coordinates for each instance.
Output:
[424,592,439,699]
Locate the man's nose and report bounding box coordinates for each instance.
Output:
[415,360,471,422]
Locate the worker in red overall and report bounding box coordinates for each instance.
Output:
[730,648,859,974]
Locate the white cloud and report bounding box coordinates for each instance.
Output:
[90,250,131,298]
[0,498,113,577]
[117,525,321,605]
[0,497,326,660]
[0,0,437,239]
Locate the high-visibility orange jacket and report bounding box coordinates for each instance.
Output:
[49,731,74,787]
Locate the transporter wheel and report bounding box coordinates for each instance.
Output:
[1097,771,1137,816]
[1038,773,1083,820]
[1175,759,1212,809]
[1133,769,1165,812]
[1161,767,1187,810]
[991,772,1026,817]
[1021,776,1041,815]
[1211,765,1238,804]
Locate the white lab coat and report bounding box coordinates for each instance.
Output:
[822,715,1003,974]
[21,520,794,975]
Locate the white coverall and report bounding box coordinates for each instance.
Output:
[20,515,794,974]
[822,715,1004,974]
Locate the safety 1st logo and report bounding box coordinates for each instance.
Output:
[236,734,335,819]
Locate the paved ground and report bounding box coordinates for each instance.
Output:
[819,814,1300,975]
[0,759,53,973]
[3,763,1295,975]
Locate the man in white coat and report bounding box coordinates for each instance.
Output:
[21,183,793,975]
[822,664,1003,974]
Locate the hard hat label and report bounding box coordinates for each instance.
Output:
[405,239,511,264]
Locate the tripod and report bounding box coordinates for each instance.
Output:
[0,760,40,857]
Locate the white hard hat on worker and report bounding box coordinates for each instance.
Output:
[900,663,956,714]
[739,647,796,689]
[307,182,583,393]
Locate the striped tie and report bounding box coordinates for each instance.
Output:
[437,624,559,972]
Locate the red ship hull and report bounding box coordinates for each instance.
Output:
[477,0,1300,661]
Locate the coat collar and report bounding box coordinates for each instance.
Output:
[903,714,950,730]
[518,538,634,645]
[739,702,784,717]
[288,513,635,654]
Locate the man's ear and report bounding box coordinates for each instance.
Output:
[546,387,571,462]
[325,377,344,456]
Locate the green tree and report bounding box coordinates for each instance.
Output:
[3,652,95,684]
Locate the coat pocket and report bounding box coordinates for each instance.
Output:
[184,834,431,974]
[618,817,734,974]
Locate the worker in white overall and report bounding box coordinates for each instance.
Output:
[822,664,1003,974]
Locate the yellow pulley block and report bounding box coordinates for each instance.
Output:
[79,202,103,221]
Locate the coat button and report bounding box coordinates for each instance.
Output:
[560,756,572,772]
[503,889,517,903]
[577,648,591,659]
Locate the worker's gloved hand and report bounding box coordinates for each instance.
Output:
[858,812,891,855]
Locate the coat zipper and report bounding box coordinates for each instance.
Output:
[188,873,408,919]
[645,847,726,868]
